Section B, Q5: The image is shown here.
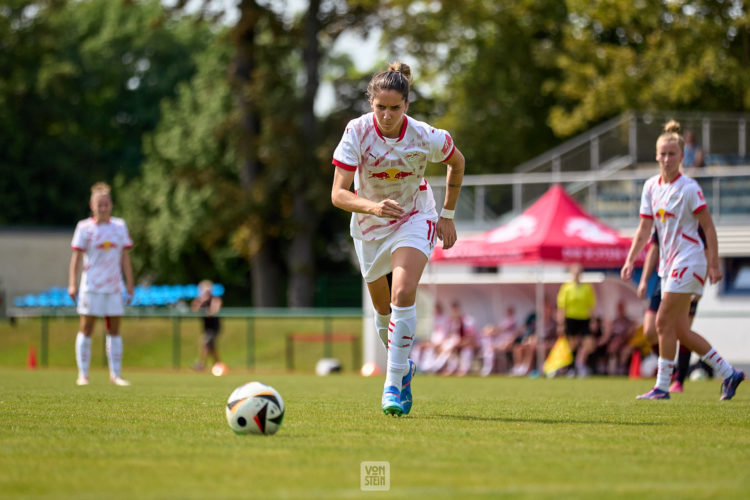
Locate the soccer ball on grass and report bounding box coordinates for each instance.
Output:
[225,381,285,435]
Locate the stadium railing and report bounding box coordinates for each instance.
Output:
[16,307,363,370]
[427,110,750,230]
[285,332,360,372]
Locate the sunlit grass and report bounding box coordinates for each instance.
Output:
[0,369,748,499]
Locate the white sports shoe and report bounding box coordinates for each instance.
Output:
[76,375,89,386]
[110,376,131,386]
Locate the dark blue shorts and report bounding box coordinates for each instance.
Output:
[648,280,699,316]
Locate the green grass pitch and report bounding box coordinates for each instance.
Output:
[1,368,748,499]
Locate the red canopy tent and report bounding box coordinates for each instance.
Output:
[432,184,635,267]
[429,184,640,373]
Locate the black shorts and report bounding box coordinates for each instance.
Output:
[648,280,699,316]
[565,318,590,336]
[203,329,220,348]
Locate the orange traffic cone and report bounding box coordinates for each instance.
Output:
[27,346,38,370]
[628,350,641,379]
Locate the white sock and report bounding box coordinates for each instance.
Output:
[429,350,450,373]
[700,348,733,379]
[458,346,474,374]
[384,303,417,391]
[374,311,390,350]
[75,332,92,377]
[481,349,495,376]
[106,334,123,379]
[655,357,675,392]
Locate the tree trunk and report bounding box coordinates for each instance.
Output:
[287,0,321,307]
[232,0,280,306]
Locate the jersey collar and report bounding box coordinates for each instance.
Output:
[373,114,408,142]
[658,172,682,184]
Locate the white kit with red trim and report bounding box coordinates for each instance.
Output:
[71,217,133,294]
[332,113,455,241]
[639,173,708,279]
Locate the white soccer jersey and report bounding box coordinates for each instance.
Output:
[639,173,708,278]
[332,113,455,241]
[71,217,133,294]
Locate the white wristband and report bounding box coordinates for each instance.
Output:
[440,208,455,219]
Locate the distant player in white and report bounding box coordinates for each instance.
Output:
[68,182,135,386]
[331,62,465,416]
[621,121,744,400]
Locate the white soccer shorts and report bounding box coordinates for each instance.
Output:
[76,291,125,317]
[354,212,438,283]
[661,262,707,296]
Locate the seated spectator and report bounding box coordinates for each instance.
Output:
[605,301,636,375]
[430,300,478,376]
[411,302,448,372]
[480,305,518,376]
[585,315,609,375]
[683,130,704,173]
[511,301,557,376]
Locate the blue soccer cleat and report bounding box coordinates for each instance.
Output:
[381,385,403,416]
[400,359,416,415]
[636,387,670,400]
[720,370,745,401]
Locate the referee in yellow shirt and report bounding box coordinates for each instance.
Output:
[556,263,597,376]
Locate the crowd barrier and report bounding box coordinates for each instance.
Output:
[12,307,362,370]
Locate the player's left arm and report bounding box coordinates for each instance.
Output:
[121,249,135,303]
[436,146,465,250]
[695,208,722,283]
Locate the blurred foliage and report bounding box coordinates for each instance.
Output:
[0,0,211,225]
[377,0,567,174]
[117,1,379,304]
[547,0,750,135]
[2,0,748,305]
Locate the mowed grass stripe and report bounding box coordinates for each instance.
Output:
[0,369,748,499]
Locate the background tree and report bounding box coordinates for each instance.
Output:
[0,0,210,225]
[375,0,567,174]
[124,0,380,306]
[5,0,748,307]
[546,0,750,136]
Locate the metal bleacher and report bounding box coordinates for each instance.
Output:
[428,111,750,234]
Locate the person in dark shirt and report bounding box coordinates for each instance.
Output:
[191,280,223,373]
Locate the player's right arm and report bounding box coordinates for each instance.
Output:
[637,242,658,299]
[68,250,83,301]
[331,167,405,218]
[621,217,653,281]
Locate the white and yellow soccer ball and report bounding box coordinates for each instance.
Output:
[226,382,285,435]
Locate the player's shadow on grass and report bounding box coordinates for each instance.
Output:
[430,414,664,426]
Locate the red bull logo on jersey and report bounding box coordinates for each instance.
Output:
[96,240,117,250]
[657,208,676,223]
[369,168,415,181]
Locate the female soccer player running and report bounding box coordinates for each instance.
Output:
[331,62,465,416]
[621,121,744,400]
[68,182,135,386]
